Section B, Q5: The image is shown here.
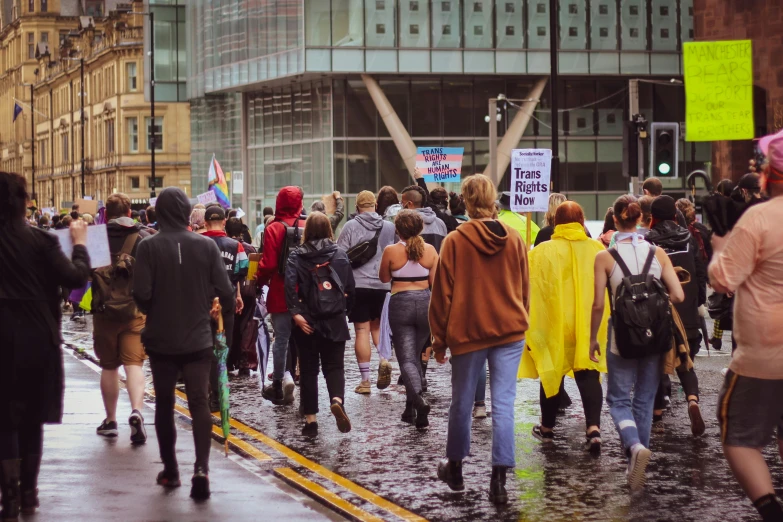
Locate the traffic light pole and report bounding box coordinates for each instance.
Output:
[149,9,156,199]
[629,79,643,195]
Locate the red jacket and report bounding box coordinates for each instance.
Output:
[256,186,305,314]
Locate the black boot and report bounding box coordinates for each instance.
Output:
[437,459,464,491]
[262,379,284,405]
[489,466,508,504]
[401,401,417,424]
[0,459,21,522]
[414,393,430,429]
[19,453,40,515]
[420,360,429,392]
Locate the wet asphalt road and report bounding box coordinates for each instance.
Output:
[62,315,773,522]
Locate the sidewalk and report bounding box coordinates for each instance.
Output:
[34,349,343,522]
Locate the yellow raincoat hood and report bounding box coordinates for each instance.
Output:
[518,223,610,398]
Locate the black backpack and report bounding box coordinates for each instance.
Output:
[305,259,347,320]
[276,221,303,276]
[346,227,382,269]
[608,246,673,359]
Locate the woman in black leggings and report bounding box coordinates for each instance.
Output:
[0,172,91,519]
[379,210,439,428]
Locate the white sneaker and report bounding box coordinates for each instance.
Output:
[627,444,652,492]
[472,405,487,419]
[282,371,296,404]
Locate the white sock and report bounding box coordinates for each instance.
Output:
[358,362,370,382]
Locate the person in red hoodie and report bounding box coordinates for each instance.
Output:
[257,186,306,405]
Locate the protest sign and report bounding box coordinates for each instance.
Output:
[683,39,754,142]
[510,149,552,213]
[415,147,463,183]
[196,190,218,206]
[321,193,337,215]
[75,198,98,216]
[235,207,246,219]
[149,197,157,207]
[53,224,111,268]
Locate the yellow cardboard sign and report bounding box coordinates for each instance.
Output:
[683,39,754,142]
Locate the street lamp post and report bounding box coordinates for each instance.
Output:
[22,83,37,203]
[64,56,86,198]
[131,9,156,199]
[549,0,560,192]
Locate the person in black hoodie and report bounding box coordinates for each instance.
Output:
[285,212,356,437]
[646,195,708,437]
[133,187,236,500]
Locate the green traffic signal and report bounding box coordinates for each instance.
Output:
[658,163,672,175]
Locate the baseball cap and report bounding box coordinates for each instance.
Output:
[205,205,226,221]
[759,128,783,172]
[356,190,376,209]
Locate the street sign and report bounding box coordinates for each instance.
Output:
[510,149,552,213]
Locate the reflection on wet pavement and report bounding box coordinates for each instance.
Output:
[62,316,766,521]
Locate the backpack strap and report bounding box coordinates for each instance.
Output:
[607,247,633,279]
[641,245,657,276]
[114,232,139,265]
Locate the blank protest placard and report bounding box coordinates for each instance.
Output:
[53,224,112,269]
[684,39,754,142]
[510,149,552,213]
[416,146,464,183]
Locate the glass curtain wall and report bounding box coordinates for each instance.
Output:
[190,93,242,194]
[148,0,186,101]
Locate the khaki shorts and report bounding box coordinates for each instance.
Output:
[93,315,147,370]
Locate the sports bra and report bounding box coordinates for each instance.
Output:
[391,242,430,282]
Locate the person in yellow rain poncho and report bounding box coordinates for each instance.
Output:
[518,202,610,453]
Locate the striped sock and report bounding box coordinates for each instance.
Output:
[358,362,370,382]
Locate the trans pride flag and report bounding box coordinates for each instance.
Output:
[207,153,231,209]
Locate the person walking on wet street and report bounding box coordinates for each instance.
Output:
[0,172,91,521]
[92,193,152,444]
[257,186,306,405]
[132,188,237,500]
[430,174,530,505]
[520,201,610,454]
[711,130,783,522]
[590,195,684,491]
[336,190,396,394]
[379,210,438,428]
[646,195,708,436]
[285,212,355,437]
[226,217,259,375]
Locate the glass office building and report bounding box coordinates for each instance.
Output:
[186,0,709,227]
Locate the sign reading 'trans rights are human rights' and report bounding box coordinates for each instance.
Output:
[415,147,464,183]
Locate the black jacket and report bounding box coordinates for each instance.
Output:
[416,178,460,233]
[284,239,356,342]
[133,188,236,356]
[0,222,90,425]
[646,220,708,332]
[107,218,153,257]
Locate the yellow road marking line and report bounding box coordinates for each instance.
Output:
[172,389,427,522]
[172,402,272,461]
[274,468,385,522]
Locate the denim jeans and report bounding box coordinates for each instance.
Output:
[271,311,293,381]
[474,361,487,403]
[446,340,525,468]
[606,350,662,452]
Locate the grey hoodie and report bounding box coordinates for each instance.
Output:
[416,206,448,253]
[336,211,395,290]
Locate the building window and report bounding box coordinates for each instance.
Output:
[62,134,68,162]
[629,5,639,16]
[146,116,163,151]
[537,26,547,36]
[410,24,419,34]
[505,2,514,13]
[660,28,669,38]
[473,25,483,36]
[41,0,47,12]
[442,24,451,35]
[107,120,115,153]
[660,5,669,16]
[568,4,578,14]
[127,62,137,92]
[147,176,163,189]
[127,117,138,153]
[630,27,639,38]
[40,143,46,166]
[441,1,450,12]
[537,3,546,14]
[599,27,609,37]
[27,33,35,59]
[40,32,48,43]
[130,176,140,189]
[376,24,385,34]
[376,0,384,9]
[28,0,34,13]
[410,1,418,11]
[473,2,482,12]
[599,4,609,15]
[569,27,578,37]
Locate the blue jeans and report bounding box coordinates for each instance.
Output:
[606,350,662,452]
[446,341,525,468]
[271,311,292,381]
[474,361,487,403]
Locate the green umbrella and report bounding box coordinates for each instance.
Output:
[212,298,231,456]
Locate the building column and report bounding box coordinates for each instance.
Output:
[361,74,419,183]
[483,77,548,185]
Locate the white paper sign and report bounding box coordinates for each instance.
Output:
[232,171,244,194]
[149,197,157,207]
[235,207,246,219]
[53,224,112,268]
[196,190,217,206]
[510,149,552,213]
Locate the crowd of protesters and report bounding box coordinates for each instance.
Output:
[2,127,783,521]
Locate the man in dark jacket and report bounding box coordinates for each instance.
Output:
[401,185,448,252]
[93,193,153,445]
[646,195,708,437]
[256,186,306,405]
[133,187,235,500]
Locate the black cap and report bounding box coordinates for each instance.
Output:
[205,206,226,221]
[651,195,677,221]
[737,173,761,191]
[496,191,512,211]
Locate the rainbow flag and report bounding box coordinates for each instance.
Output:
[207,153,231,209]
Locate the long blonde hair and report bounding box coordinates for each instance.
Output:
[395,210,425,262]
[544,193,567,227]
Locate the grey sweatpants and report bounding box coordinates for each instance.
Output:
[388,289,431,401]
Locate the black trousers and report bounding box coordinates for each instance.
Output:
[655,333,701,409]
[0,421,42,491]
[540,370,603,429]
[293,328,345,416]
[149,348,213,473]
[210,312,234,398]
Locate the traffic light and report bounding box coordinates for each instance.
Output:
[622,114,647,178]
[649,122,679,179]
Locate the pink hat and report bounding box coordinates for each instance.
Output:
[758,128,783,171]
